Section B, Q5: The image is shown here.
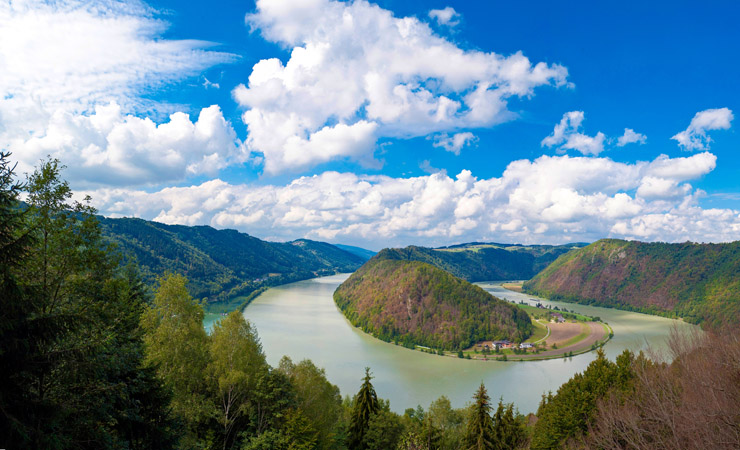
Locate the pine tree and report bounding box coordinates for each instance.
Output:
[491,399,526,450]
[348,367,379,450]
[0,151,36,446]
[464,383,496,450]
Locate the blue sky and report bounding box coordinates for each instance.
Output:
[1,0,739,248]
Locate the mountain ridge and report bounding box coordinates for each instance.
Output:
[369,242,585,282]
[97,216,367,308]
[523,238,740,328]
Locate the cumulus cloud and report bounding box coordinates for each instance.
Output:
[0,0,236,183]
[617,128,647,146]
[431,132,477,155]
[541,111,606,155]
[235,0,570,173]
[8,102,245,187]
[80,151,738,248]
[671,107,734,150]
[428,7,460,27]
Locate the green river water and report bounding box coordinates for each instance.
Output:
[203,273,696,414]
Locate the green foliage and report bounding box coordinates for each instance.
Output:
[255,369,299,436]
[362,401,405,450]
[241,409,318,450]
[491,400,527,450]
[209,311,269,449]
[427,396,466,450]
[464,384,496,450]
[0,156,176,449]
[278,357,344,450]
[524,238,740,329]
[348,368,380,450]
[334,260,533,350]
[396,431,428,450]
[531,349,636,449]
[141,273,214,444]
[242,408,319,450]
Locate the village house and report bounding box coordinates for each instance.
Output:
[493,340,513,349]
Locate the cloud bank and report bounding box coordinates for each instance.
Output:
[82,152,739,248]
[235,0,570,173]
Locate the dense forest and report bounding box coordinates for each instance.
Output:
[373,242,583,283]
[98,216,367,309]
[334,258,533,350]
[524,239,740,328]
[2,155,737,449]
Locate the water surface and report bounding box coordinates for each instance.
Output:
[205,274,695,414]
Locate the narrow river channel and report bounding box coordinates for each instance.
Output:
[204,273,696,414]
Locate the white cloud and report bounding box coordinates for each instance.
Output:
[0,0,233,114]
[644,152,716,180]
[8,102,245,187]
[203,77,221,89]
[617,128,647,146]
[236,0,570,173]
[419,160,444,174]
[80,152,739,248]
[431,132,477,155]
[0,0,236,184]
[541,111,606,155]
[671,107,734,150]
[428,7,460,27]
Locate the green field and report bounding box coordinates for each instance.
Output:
[515,303,595,322]
[524,319,549,343]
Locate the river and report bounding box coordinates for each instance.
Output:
[203,274,696,414]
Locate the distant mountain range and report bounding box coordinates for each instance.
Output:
[334,258,533,350]
[333,244,377,260]
[98,216,369,309]
[524,239,740,328]
[371,242,586,282]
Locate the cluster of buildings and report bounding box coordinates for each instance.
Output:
[534,302,567,323]
[482,340,534,351]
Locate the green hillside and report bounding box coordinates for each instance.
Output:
[98,217,366,308]
[373,242,584,281]
[334,259,533,350]
[524,239,740,328]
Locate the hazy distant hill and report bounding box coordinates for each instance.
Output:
[333,244,376,261]
[372,242,585,282]
[334,258,533,350]
[524,239,740,328]
[98,217,366,307]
